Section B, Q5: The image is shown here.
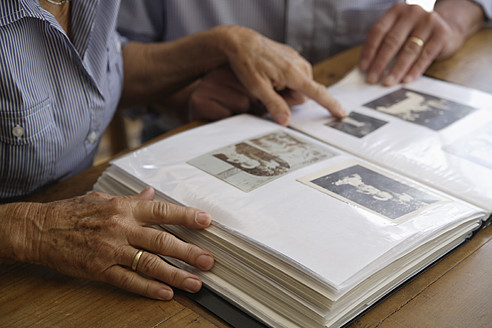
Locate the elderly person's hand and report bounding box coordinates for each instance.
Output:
[213,25,346,125]
[184,65,307,122]
[359,1,485,86]
[120,25,345,127]
[0,187,214,300]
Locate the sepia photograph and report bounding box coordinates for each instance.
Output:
[444,121,492,169]
[324,111,388,138]
[188,131,337,192]
[299,162,442,221]
[363,88,477,131]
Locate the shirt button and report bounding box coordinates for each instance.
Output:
[87,131,98,144]
[12,124,25,139]
[115,39,121,53]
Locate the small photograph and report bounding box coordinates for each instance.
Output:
[325,111,388,138]
[299,162,442,221]
[364,88,477,131]
[188,130,337,192]
[444,121,492,170]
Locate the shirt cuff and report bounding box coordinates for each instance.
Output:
[117,31,130,48]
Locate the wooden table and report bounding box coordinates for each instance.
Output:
[2,28,492,328]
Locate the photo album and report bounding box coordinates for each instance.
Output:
[93,69,492,328]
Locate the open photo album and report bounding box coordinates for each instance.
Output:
[94,69,492,328]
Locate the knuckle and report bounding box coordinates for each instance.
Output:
[189,91,205,107]
[408,4,423,15]
[370,21,388,37]
[182,244,198,261]
[139,253,161,273]
[113,270,135,287]
[87,191,105,198]
[420,47,435,63]
[310,81,325,97]
[167,267,182,285]
[280,43,298,57]
[298,59,312,76]
[282,60,297,75]
[248,83,263,98]
[108,197,128,213]
[371,61,385,74]
[426,12,439,25]
[404,42,421,54]
[141,281,153,298]
[152,201,173,218]
[382,32,401,50]
[393,2,406,11]
[153,231,178,250]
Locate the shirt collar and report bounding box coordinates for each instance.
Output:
[0,0,102,61]
[0,0,46,27]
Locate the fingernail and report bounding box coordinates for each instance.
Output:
[274,113,289,126]
[140,186,152,194]
[359,59,369,71]
[157,287,173,300]
[197,254,214,270]
[383,74,396,86]
[339,107,348,117]
[183,277,202,293]
[334,105,348,117]
[402,75,414,84]
[195,212,211,226]
[367,72,378,84]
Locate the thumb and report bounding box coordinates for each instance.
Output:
[134,186,155,201]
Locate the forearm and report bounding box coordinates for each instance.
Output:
[119,26,234,109]
[435,0,486,41]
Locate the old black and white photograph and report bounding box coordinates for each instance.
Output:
[188,131,337,192]
[325,111,388,138]
[363,88,477,131]
[299,163,442,221]
[444,121,492,169]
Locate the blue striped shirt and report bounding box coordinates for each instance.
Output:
[0,0,124,200]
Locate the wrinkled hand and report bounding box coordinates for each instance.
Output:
[187,65,307,122]
[6,187,214,300]
[215,26,346,125]
[359,2,463,86]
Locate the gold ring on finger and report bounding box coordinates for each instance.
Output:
[274,84,286,92]
[131,249,144,272]
[408,36,424,48]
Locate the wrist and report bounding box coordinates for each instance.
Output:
[435,0,485,39]
[0,202,47,264]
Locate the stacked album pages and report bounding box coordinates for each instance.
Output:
[94,71,492,328]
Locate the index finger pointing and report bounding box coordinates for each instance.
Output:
[296,78,346,118]
[132,201,212,229]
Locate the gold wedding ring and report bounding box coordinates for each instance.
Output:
[408,36,424,48]
[274,84,286,92]
[131,249,144,271]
